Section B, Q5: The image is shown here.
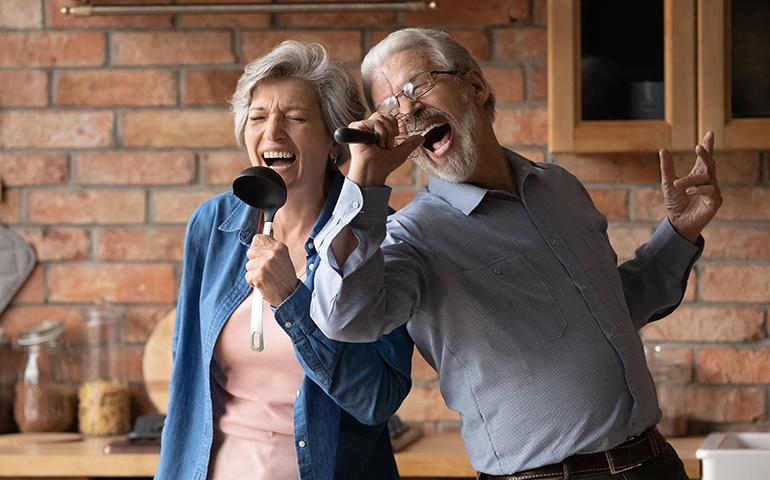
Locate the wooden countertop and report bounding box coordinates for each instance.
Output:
[0,432,703,478]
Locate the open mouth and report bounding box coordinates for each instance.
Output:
[421,123,452,153]
[262,151,296,170]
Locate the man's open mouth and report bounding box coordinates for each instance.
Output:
[262,151,296,169]
[420,123,452,153]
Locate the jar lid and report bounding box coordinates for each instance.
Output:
[16,319,64,347]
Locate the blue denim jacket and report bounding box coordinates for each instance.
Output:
[156,172,413,480]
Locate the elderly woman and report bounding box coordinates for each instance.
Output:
[156,41,413,480]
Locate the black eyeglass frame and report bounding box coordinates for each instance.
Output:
[375,70,459,115]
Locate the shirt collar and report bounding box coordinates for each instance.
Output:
[427,149,536,216]
[218,170,345,246]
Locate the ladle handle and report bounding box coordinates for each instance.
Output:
[250,221,274,353]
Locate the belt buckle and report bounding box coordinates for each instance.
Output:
[605,451,642,475]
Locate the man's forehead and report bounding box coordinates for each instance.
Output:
[370,49,434,95]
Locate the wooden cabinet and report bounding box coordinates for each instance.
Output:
[548,0,770,153]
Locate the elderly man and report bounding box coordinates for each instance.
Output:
[310,28,721,480]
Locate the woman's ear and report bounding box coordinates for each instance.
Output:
[329,144,341,166]
[464,70,491,107]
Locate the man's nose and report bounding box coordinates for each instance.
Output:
[399,96,424,117]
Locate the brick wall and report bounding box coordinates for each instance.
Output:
[1,0,768,434]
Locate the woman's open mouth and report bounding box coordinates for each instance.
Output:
[262,151,296,171]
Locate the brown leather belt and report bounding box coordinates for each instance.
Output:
[481,427,664,480]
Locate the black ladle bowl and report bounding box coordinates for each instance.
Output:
[232,166,287,236]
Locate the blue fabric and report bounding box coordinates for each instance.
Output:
[156,172,413,480]
[311,149,703,475]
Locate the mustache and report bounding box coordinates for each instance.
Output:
[401,106,450,135]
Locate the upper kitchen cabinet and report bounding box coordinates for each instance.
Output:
[700,0,770,149]
[548,0,697,152]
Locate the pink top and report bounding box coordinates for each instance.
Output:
[208,289,305,480]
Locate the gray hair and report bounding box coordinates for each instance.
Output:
[361,28,495,121]
[230,41,366,164]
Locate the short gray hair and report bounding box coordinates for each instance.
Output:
[230,41,366,163]
[361,28,495,120]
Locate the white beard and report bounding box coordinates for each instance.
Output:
[408,98,480,183]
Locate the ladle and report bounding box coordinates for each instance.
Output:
[232,166,287,352]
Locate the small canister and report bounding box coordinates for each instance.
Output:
[13,320,76,433]
[78,305,130,435]
[0,327,16,433]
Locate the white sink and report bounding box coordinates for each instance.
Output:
[696,432,770,480]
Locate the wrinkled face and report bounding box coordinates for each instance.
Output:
[369,49,482,183]
[244,77,334,190]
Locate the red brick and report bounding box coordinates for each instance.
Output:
[0,306,83,342]
[0,190,21,223]
[447,30,491,61]
[387,161,416,188]
[0,0,43,28]
[97,227,185,261]
[508,0,530,21]
[553,153,660,184]
[484,67,525,103]
[28,190,145,224]
[56,70,176,107]
[645,346,692,383]
[176,0,269,28]
[13,227,90,261]
[412,352,437,382]
[492,107,548,145]
[75,151,195,185]
[397,386,458,422]
[48,0,174,28]
[183,69,242,106]
[0,32,105,67]
[642,307,765,342]
[684,270,696,302]
[241,31,361,64]
[685,386,765,422]
[585,188,627,221]
[700,265,770,302]
[531,65,547,101]
[124,306,174,344]
[715,187,770,220]
[702,226,770,259]
[202,151,249,185]
[494,28,547,61]
[0,111,113,148]
[631,187,665,221]
[405,0,515,27]
[389,191,418,211]
[8,266,44,304]
[697,348,770,384]
[673,150,759,184]
[533,0,547,26]
[0,71,48,107]
[607,225,652,262]
[122,110,234,148]
[275,0,395,28]
[112,32,233,66]
[153,190,222,223]
[49,264,176,303]
[0,153,67,185]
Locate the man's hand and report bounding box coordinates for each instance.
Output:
[659,131,723,244]
[244,235,299,307]
[346,112,424,188]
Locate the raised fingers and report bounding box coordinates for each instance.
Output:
[673,173,712,190]
[659,148,677,185]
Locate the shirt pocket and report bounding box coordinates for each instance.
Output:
[581,229,631,317]
[461,254,568,349]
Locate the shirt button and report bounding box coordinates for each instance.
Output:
[284,321,292,328]
[551,239,560,246]
[296,389,301,397]
[298,440,306,448]
[352,201,360,209]
[308,263,315,270]
[307,242,315,250]
[493,268,501,275]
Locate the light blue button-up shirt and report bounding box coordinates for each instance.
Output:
[310,149,702,475]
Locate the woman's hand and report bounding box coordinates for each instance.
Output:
[346,112,424,188]
[244,235,300,307]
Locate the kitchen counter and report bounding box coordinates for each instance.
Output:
[0,432,703,478]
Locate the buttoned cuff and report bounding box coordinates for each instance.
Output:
[274,281,315,340]
[648,218,704,275]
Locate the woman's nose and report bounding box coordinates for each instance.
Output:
[264,117,285,141]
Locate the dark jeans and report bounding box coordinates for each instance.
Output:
[479,441,689,480]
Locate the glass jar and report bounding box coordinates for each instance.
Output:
[78,306,130,435]
[13,320,76,433]
[0,327,17,433]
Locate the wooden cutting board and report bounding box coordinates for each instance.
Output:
[142,308,175,414]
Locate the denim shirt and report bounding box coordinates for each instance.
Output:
[156,172,413,480]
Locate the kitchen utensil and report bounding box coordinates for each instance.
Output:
[141,309,175,414]
[232,166,287,352]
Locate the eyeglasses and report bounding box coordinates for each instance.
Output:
[375,70,459,115]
